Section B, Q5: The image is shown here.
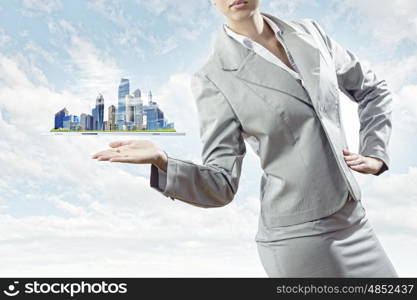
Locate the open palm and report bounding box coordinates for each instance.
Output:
[91,140,163,164]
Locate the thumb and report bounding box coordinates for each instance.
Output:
[342,149,351,155]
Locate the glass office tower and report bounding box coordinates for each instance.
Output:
[54,107,69,129]
[117,78,129,130]
[96,93,104,130]
[92,107,97,130]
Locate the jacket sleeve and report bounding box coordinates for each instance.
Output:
[149,71,247,207]
[309,19,393,176]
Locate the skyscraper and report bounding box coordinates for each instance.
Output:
[108,105,116,131]
[86,114,94,130]
[143,101,163,130]
[92,107,97,130]
[63,115,71,130]
[70,115,80,130]
[147,90,155,105]
[133,88,143,130]
[134,88,141,98]
[117,78,129,130]
[125,94,135,130]
[96,93,104,130]
[126,94,134,123]
[143,90,165,130]
[63,115,80,130]
[54,107,69,129]
[80,113,87,130]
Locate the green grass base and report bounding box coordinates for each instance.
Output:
[50,128,176,132]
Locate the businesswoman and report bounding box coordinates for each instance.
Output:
[92,0,398,277]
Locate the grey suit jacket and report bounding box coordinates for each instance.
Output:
[149,12,393,227]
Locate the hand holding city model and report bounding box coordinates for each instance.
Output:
[91,140,168,171]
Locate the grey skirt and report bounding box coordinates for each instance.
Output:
[256,194,398,277]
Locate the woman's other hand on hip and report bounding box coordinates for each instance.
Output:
[342,149,384,175]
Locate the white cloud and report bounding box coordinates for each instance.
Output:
[397,85,417,118]
[357,167,417,276]
[23,40,57,64]
[0,193,263,276]
[88,0,214,56]
[0,55,32,88]
[393,85,417,131]
[335,0,417,47]
[368,54,417,130]
[153,73,197,132]
[47,19,123,109]
[87,0,125,26]
[0,28,10,48]
[66,31,122,100]
[266,0,315,18]
[141,0,211,24]
[20,30,29,38]
[174,26,203,41]
[86,0,146,59]
[140,0,214,50]
[147,34,178,55]
[21,0,62,13]
[373,54,417,92]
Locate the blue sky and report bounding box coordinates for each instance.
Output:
[0,0,417,277]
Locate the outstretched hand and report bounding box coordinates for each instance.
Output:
[91,139,168,171]
[342,149,383,175]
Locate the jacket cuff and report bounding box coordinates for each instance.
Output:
[360,149,390,176]
[150,160,176,200]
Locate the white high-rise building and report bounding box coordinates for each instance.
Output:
[133,88,143,129]
[125,94,134,123]
[125,94,135,130]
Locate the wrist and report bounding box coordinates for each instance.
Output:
[368,157,383,174]
[154,149,168,172]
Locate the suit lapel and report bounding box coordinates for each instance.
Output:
[214,12,321,109]
[233,51,313,107]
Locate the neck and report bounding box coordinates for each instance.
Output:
[226,11,273,42]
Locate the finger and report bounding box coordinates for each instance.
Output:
[92,150,110,159]
[109,140,133,148]
[97,155,114,161]
[91,149,118,158]
[344,154,359,161]
[109,156,135,163]
[342,150,357,158]
[342,149,353,155]
[97,151,130,160]
[96,151,123,160]
[349,163,368,173]
[345,157,363,166]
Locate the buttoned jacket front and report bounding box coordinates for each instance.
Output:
[150,12,393,227]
